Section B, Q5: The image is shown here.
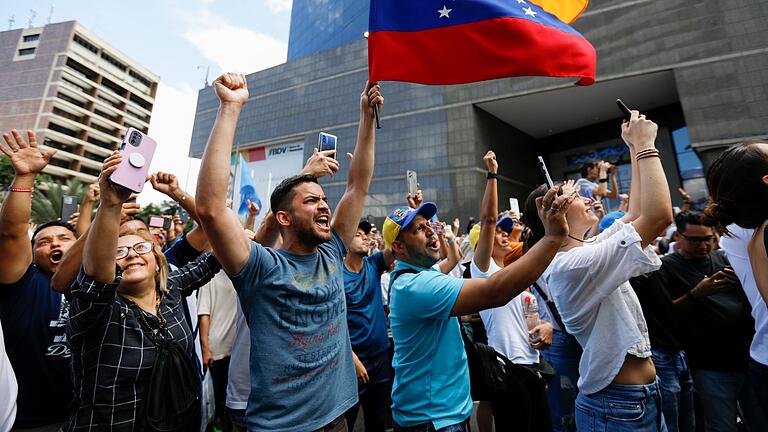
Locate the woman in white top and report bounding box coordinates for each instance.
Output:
[471,151,555,431]
[703,141,768,430]
[522,111,673,432]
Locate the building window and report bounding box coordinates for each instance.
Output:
[73,34,99,54]
[23,34,40,42]
[18,47,35,56]
[672,127,707,209]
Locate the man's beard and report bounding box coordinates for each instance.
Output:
[406,243,440,268]
[295,221,331,247]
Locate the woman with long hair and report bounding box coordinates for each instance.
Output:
[65,151,220,431]
[703,141,768,430]
[522,111,673,431]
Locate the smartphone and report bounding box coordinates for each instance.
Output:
[406,170,418,196]
[318,132,337,158]
[162,217,172,231]
[61,195,78,223]
[177,208,190,224]
[111,128,157,193]
[149,216,164,228]
[616,98,632,121]
[433,222,444,236]
[509,198,520,215]
[537,156,555,189]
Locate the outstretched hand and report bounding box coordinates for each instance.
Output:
[536,187,574,240]
[302,148,340,178]
[406,186,424,209]
[0,130,56,177]
[98,151,133,207]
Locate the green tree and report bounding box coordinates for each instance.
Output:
[0,156,14,191]
[30,178,90,223]
[138,199,178,222]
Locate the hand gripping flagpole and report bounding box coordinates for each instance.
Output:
[364,31,382,129]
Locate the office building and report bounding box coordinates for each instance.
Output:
[190,0,768,226]
[0,20,158,182]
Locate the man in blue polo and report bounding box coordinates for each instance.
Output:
[382,152,572,431]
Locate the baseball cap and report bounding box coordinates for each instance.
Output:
[496,214,515,233]
[358,220,372,235]
[383,202,438,248]
[469,224,481,250]
[599,211,625,233]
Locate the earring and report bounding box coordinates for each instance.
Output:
[156,267,160,273]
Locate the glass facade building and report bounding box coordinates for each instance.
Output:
[287,0,369,61]
[190,0,768,228]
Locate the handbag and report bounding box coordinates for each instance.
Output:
[129,299,201,432]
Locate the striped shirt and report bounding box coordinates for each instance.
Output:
[64,253,220,431]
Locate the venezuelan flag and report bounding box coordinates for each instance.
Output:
[530,0,589,23]
[368,0,596,86]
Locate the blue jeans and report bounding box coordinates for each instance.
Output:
[652,348,695,432]
[741,359,768,432]
[392,420,469,432]
[575,378,668,432]
[541,329,582,432]
[691,369,747,432]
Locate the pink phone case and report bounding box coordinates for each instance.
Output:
[110,128,157,193]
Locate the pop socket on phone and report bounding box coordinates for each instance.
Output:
[129,153,146,168]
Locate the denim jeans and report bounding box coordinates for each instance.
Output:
[741,359,768,432]
[575,378,668,432]
[344,351,392,432]
[541,329,582,432]
[392,419,469,432]
[652,348,695,432]
[691,369,747,432]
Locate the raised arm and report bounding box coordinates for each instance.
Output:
[451,188,573,316]
[83,152,132,283]
[473,151,499,273]
[331,82,383,247]
[593,162,609,198]
[622,111,673,247]
[622,133,640,223]
[0,130,55,284]
[76,183,99,237]
[437,224,460,274]
[195,73,252,275]
[244,199,260,231]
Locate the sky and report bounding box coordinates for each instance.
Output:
[3,0,293,204]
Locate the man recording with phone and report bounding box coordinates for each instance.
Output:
[196,73,383,432]
[576,160,619,201]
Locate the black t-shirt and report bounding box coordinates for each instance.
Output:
[653,251,754,371]
[630,271,683,351]
[0,265,73,427]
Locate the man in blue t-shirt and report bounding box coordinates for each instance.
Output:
[0,130,74,429]
[196,72,383,432]
[343,220,394,431]
[381,151,572,431]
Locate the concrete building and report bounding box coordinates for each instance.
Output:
[0,21,158,182]
[190,0,768,227]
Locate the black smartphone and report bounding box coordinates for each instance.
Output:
[616,99,632,121]
[61,195,78,223]
[162,217,172,231]
[177,208,190,224]
[537,156,555,189]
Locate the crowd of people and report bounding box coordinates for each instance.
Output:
[0,72,766,432]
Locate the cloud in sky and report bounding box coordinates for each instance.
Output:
[141,82,201,206]
[184,14,288,75]
[265,0,293,14]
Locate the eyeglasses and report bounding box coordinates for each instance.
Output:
[679,233,714,244]
[116,241,154,259]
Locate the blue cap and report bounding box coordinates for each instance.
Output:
[383,202,438,247]
[496,215,515,233]
[599,211,625,233]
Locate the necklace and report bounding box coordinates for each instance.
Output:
[567,234,584,243]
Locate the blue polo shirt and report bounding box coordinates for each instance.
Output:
[343,251,389,364]
[389,261,472,429]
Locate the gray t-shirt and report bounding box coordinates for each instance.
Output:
[230,230,357,431]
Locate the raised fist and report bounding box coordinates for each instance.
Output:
[483,151,498,173]
[214,72,249,106]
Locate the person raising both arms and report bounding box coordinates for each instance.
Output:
[195,72,383,432]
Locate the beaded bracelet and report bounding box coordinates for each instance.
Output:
[8,186,33,193]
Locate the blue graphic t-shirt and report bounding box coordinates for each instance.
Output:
[343,251,389,365]
[389,261,472,429]
[230,229,357,432]
[0,265,72,427]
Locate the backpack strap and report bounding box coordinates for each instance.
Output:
[387,268,420,301]
[531,282,569,335]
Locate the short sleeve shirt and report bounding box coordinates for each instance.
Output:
[0,265,72,427]
[576,178,598,200]
[230,230,357,432]
[389,261,472,430]
[543,221,661,394]
[344,252,389,364]
[197,270,238,360]
[470,259,539,365]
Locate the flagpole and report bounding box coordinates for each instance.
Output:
[364,31,381,129]
[231,143,242,202]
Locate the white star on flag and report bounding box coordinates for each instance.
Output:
[438,5,452,18]
[523,6,537,17]
[517,0,527,3]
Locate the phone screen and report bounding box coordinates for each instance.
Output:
[61,195,78,222]
[406,170,418,195]
[509,198,520,215]
[149,216,164,228]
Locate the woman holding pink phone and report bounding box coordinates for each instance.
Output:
[64,151,220,431]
